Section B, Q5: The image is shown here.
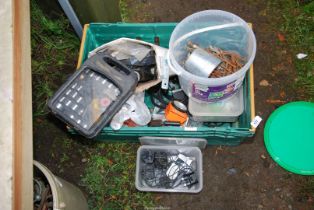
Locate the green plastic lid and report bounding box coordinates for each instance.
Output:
[264,101,314,175]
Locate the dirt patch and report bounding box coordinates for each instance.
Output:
[33,115,90,192]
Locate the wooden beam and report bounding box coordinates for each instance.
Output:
[13,0,33,209]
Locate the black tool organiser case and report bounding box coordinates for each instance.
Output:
[48,53,138,138]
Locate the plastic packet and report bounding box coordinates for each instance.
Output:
[110,92,151,130]
[130,92,151,125]
[110,104,132,130]
[108,41,151,62]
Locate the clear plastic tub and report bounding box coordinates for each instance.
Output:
[168,10,256,103]
[189,88,244,122]
[135,145,203,193]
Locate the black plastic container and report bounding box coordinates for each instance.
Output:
[48,53,138,138]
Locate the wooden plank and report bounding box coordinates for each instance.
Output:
[77,24,89,69]
[247,24,256,133]
[249,64,256,133]
[13,0,33,209]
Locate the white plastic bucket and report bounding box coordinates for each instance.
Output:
[34,161,88,210]
[168,10,256,102]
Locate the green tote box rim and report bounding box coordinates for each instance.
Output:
[71,23,256,145]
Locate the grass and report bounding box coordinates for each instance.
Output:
[31,0,79,117]
[82,143,154,210]
[119,0,129,22]
[268,0,314,198]
[119,0,151,22]
[269,0,314,101]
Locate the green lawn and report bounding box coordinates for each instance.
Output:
[269,0,314,197]
[270,0,314,101]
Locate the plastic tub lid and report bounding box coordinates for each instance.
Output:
[264,101,314,175]
[139,136,207,149]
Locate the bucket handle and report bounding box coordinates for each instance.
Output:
[173,22,243,47]
[168,23,243,76]
[166,51,182,76]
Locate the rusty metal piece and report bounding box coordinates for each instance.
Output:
[187,41,201,52]
[206,47,245,78]
[186,42,245,78]
[37,186,51,210]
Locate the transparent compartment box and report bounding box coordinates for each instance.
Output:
[188,88,244,122]
[136,145,203,193]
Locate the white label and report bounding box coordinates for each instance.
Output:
[160,56,169,89]
[184,127,198,131]
[194,84,209,92]
[251,116,262,128]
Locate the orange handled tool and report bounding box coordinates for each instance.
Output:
[165,101,188,125]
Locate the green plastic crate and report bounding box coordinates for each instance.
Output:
[74,23,256,145]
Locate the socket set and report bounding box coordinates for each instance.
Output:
[48,53,138,138]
